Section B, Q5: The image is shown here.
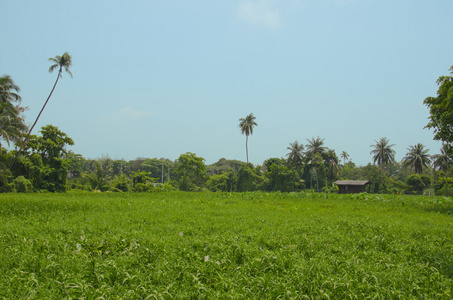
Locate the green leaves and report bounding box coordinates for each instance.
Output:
[424,66,453,143]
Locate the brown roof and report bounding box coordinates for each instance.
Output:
[334,180,370,186]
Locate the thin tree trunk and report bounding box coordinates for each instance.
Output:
[10,69,61,168]
[246,134,249,164]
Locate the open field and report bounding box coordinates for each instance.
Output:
[0,192,452,299]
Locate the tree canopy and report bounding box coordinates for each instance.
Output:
[424,66,453,145]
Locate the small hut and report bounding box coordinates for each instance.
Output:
[334,180,370,194]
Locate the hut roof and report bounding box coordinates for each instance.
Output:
[334,180,370,186]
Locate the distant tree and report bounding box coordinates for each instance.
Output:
[340,151,350,167]
[424,65,453,144]
[238,113,257,164]
[236,164,257,192]
[11,52,73,168]
[0,75,27,152]
[86,159,113,191]
[406,174,432,193]
[305,137,327,161]
[309,152,324,191]
[0,75,21,105]
[370,137,396,167]
[265,163,301,192]
[432,144,452,171]
[325,149,340,184]
[175,152,207,191]
[402,143,432,174]
[286,141,304,172]
[13,125,74,192]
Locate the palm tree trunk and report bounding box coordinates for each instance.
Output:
[10,69,61,168]
[246,134,249,164]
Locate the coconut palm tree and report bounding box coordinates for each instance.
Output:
[10,52,72,168]
[402,143,432,174]
[340,151,349,167]
[238,113,257,164]
[0,75,22,105]
[0,104,27,152]
[370,137,396,167]
[305,136,327,161]
[0,76,27,151]
[286,141,304,168]
[27,52,72,140]
[432,144,452,171]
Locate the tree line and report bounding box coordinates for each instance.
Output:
[1,53,452,194]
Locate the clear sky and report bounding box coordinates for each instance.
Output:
[1,0,452,166]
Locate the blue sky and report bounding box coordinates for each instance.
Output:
[1,0,452,166]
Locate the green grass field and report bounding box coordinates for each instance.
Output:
[1,192,452,299]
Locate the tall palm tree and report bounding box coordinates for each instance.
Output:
[340,151,349,167]
[432,144,452,171]
[370,137,396,167]
[27,52,73,140]
[238,113,257,164]
[305,136,327,161]
[10,52,72,168]
[286,141,304,168]
[402,143,432,174]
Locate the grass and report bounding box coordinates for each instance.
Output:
[0,192,452,299]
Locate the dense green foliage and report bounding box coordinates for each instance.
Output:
[424,65,453,145]
[0,192,452,298]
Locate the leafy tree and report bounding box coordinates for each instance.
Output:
[111,174,131,192]
[207,173,230,192]
[131,170,156,192]
[361,164,390,193]
[11,52,73,168]
[175,152,207,191]
[236,164,257,192]
[402,143,431,174]
[424,65,453,144]
[11,125,74,192]
[406,174,431,193]
[238,113,257,164]
[370,137,396,168]
[434,176,453,196]
[264,163,301,192]
[207,158,244,175]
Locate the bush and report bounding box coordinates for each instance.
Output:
[11,176,33,193]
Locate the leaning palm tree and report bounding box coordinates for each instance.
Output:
[10,52,72,168]
[402,143,432,174]
[238,113,257,164]
[286,141,304,168]
[305,136,327,161]
[27,52,73,140]
[370,137,396,167]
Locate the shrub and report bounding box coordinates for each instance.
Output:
[11,176,33,193]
